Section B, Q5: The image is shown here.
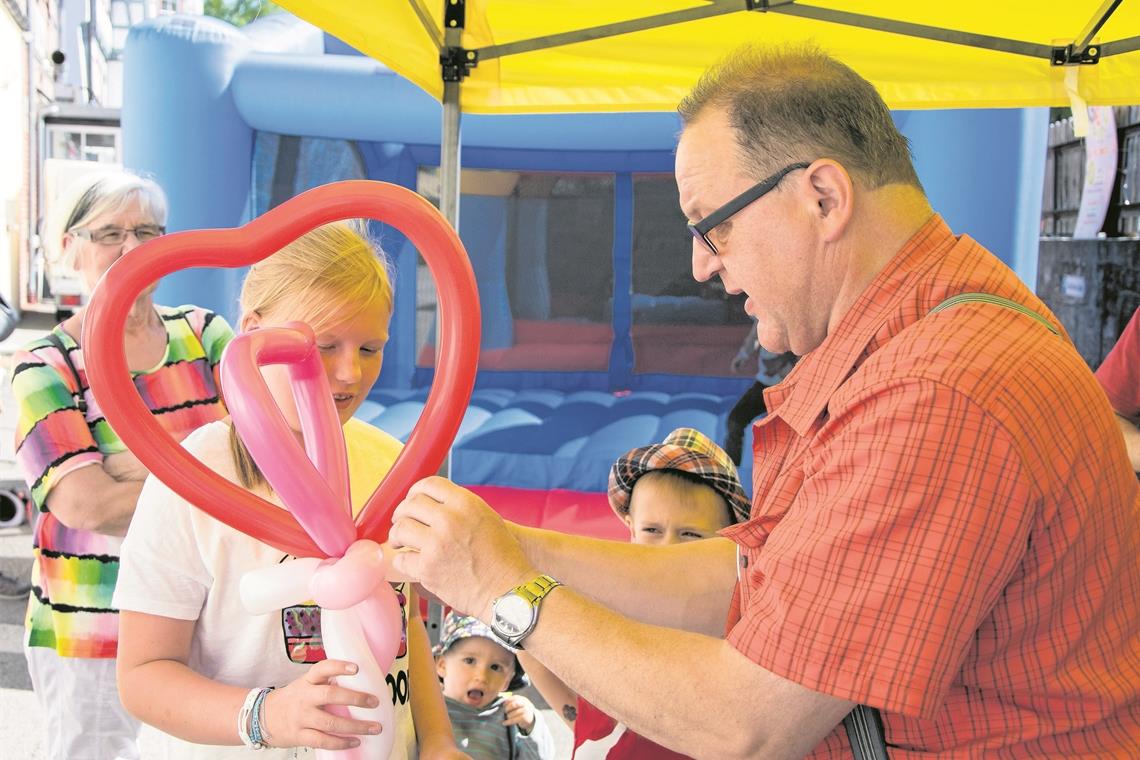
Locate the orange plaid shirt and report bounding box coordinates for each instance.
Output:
[722,215,1140,758]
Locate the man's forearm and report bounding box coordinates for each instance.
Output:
[1114,414,1140,472]
[521,586,850,760]
[510,527,737,635]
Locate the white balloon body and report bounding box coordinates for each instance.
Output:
[240,559,400,759]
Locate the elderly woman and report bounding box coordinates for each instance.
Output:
[10,170,233,760]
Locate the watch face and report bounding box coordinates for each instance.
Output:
[493,593,532,637]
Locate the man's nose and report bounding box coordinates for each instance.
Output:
[691,239,721,282]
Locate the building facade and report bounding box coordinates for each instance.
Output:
[1,0,201,316]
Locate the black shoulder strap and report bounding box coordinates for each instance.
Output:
[44,332,88,417]
[839,291,1061,760]
[844,704,889,759]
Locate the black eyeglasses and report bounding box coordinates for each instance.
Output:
[687,161,811,255]
[72,224,166,245]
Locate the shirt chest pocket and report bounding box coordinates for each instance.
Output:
[735,437,812,599]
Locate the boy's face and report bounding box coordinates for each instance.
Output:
[435,636,517,709]
[624,472,732,545]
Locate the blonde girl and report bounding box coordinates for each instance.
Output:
[113,222,466,759]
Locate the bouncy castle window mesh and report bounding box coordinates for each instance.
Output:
[631,174,750,378]
[415,168,615,375]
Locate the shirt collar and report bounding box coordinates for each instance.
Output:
[765,213,956,437]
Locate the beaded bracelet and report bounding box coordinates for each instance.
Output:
[238,686,274,750]
[249,686,275,748]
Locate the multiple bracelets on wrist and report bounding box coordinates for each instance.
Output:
[237,686,275,750]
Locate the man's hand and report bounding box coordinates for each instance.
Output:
[389,477,537,620]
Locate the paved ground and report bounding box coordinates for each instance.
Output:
[0,312,574,758]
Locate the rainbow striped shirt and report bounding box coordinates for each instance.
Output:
[12,305,232,658]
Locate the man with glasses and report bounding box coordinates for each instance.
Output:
[389,43,1140,758]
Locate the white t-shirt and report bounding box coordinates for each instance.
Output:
[115,419,417,760]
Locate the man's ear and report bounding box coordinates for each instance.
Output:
[239,311,262,333]
[804,160,854,243]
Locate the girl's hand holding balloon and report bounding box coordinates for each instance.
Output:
[261,659,382,751]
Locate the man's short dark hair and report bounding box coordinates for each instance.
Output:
[678,43,924,191]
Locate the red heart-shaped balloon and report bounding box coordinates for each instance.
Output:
[83,181,480,557]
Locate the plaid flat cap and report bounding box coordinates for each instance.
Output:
[608,427,751,524]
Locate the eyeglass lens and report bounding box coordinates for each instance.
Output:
[84,225,165,244]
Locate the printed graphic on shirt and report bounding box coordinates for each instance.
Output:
[279,579,410,679]
[282,603,326,664]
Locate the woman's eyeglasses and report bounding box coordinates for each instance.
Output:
[72,225,166,245]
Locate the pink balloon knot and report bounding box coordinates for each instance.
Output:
[308,540,386,610]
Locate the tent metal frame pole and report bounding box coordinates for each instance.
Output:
[407,0,443,49]
[768,4,1049,59]
[476,0,1134,64]
[441,55,461,229]
[1101,35,1140,56]
[478,0,750,60]
[1073,0,1123,53]
[439,5,466,494]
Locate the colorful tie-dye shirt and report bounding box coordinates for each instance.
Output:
[12,305,232,658]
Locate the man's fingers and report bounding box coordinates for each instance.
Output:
[390,490,447,532]
[390,546,421,582]
[381,545,417,583]
[388,509,433,552]
[404,474,458,503]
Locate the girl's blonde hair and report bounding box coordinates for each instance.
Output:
[229,220,394,490]
[46,169,168,270]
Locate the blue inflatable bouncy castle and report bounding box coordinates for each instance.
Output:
[123,14,1048,535]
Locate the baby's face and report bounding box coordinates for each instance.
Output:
[625,473,732,546]
[436,636,516,709]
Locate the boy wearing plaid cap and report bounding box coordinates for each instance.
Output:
[521,428,749,759]
[434,612,555,760]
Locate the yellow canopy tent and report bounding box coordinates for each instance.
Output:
[273,1,1139,223]
[274,0,1139,112]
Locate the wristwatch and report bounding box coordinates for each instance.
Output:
[490,574,561,649]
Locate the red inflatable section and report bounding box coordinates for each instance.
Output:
[467,486,627,542]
